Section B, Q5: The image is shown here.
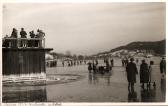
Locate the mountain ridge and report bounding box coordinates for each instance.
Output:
[96,39,166,56]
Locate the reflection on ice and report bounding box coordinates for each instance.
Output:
[88,71,112,85]
[3,86,47,102]
[128,90,139,102]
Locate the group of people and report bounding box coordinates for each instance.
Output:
[46,59,87,67]
[122,58,129,67]
[3,28,45,48]
[62,60,87,67]
[88,60,98,73]
[86,57,166,92]
[88,58,114,74]
[126,57,166,92]
[46,60,57,67]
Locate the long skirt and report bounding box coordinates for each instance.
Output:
[149,70,154,82]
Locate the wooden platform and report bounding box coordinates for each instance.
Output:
[3,48,53,76]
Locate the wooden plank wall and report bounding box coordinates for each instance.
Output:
[3,49,47,75]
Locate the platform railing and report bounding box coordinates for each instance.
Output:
[2,38,45,48]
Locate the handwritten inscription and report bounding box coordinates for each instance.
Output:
[2,103,62,106]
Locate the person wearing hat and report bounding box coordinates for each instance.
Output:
[126,58,138,91]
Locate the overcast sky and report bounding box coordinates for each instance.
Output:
[3,3,166,55]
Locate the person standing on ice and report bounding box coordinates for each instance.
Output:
[126,58,138,92]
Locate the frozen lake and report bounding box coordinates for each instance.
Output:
[2,57,166,102]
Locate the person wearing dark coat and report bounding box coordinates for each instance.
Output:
[11,28,18,38]
[106,61,111,72]
[160,58,166,76]
[110,59,114,67]
[140,60,149,89]
[20,28,27,47]
[95,59,98,65]
[10,28,18,48]
[29,31,36,47]
[3,35,10,47]
[126,58,138,91]
[125,58,129,67]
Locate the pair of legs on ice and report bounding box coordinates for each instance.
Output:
[141,82,156,89]
[128,82,135,92]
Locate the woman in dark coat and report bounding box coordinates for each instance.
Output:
[126,58,138,91]
[140,60,149,89]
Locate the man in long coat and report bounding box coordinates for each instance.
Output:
[126,58,138,91]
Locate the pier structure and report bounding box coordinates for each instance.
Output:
[2,38,53,82]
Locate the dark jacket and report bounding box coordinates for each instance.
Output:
[11,30,18,38]
[30,33,36,38]
[20,30,27,38]
[160,60,166,74]
[140,62,149,83]
[88,62,92,71]
[126,62,138,83]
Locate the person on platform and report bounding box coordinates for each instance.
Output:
[3,35,10,47]
[29,31,36,47]
[36,29,45,48]
[160,57,166,78]
[140,60,149,89]
[149,61,156,87]
[20,28,27,48]
[126,58,138,91]
[10,28,18,48]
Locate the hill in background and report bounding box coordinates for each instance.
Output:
[97,39,166,56]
